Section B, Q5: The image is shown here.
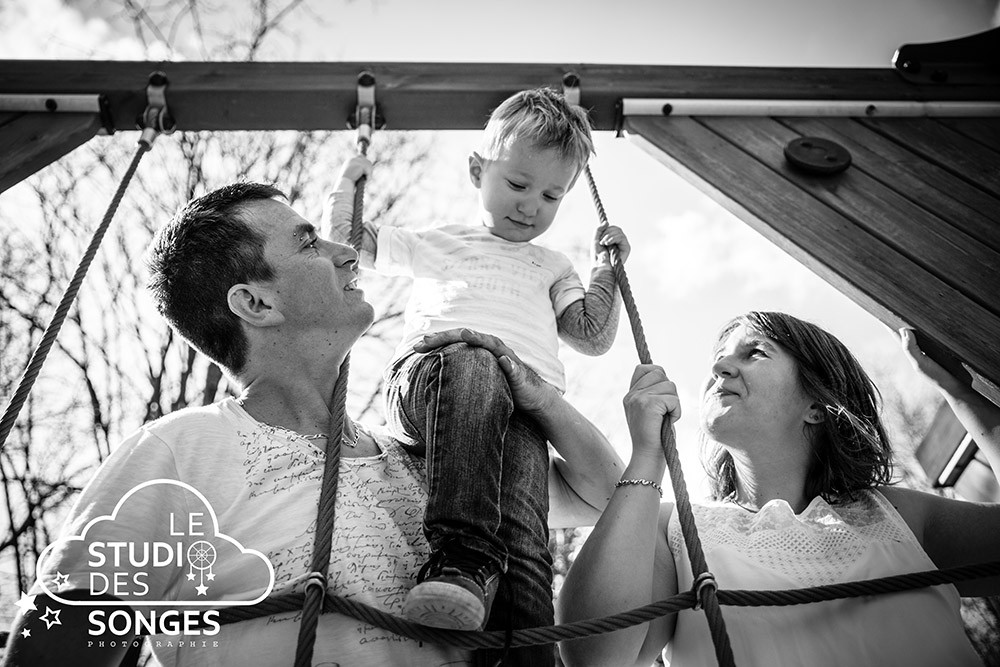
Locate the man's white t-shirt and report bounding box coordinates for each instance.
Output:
[32,398,471,666]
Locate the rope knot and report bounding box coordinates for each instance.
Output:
[303,571,328,597]
[691,572,718,611]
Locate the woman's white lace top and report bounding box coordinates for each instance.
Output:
[666,490,982,666]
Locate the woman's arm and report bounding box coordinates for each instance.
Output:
[883,328,1000,596]
[558,364,680,667]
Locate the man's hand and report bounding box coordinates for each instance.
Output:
[336,155,373,186]
[413,328,557,415]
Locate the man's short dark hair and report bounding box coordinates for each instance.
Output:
[145,182,285,375]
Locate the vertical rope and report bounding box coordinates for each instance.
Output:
[0,142,151,454]
[292,134,369,667]
[584,164,736,667]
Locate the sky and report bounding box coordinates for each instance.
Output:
[1,0,998,496]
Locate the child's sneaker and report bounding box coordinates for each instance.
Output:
[402,544,501,630]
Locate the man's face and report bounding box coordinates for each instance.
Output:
[242,198,374,335]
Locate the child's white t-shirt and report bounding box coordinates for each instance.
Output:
[376,224,585,392]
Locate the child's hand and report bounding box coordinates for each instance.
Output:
[594,225,631,265]
[336,155,373,185]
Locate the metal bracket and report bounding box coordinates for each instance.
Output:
[347,71,384,152]
[893,25,1000,85]
[562,71,581,107]
[136,71,176,147]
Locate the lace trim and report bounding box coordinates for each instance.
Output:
[669,491,919,588]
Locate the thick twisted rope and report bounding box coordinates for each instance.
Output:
[0,142,151,454]
[584,163,735,666]
[292,356,350,666]
[292,135,369,666]
[213,558,1000,649]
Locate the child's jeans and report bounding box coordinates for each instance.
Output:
[385,342,555,667]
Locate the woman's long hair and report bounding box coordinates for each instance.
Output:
[704,312,894,504]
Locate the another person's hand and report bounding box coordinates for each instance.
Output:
[413,329,557,415]
[623,364,680,456]
[594,224,631,265]
[336,155,373,186]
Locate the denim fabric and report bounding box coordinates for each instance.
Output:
[385,343,555,667]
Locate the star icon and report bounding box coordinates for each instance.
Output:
[39,607,62,630]
[206,573,216,581]
[186,573,196,581]
[14,592,36,615]
[195,584,208,596]
[20,628,30,639]
[53,572,70,589]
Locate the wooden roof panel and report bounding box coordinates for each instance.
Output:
[695,116,1000,316]
[858,117,1000,200]
[625,114,1000,406]
[0,112,102,194]
[778,117,1000,252]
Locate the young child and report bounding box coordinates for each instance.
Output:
[325,88,629,653]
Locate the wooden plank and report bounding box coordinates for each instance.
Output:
[778,117,1000,252]
[0,113,101,195]
[936,118,1000,151]
[858,118,1000,200]
[697,116,1000,317]
[625,115,1000,406]
[1,60,998,133]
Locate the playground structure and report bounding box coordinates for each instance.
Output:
[1,25,998,666]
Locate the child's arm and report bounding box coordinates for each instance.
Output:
[556,225,631,356]
[322,155,380,269]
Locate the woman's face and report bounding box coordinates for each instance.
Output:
[700,323,818,450]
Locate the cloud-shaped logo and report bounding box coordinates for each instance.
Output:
[37,479,274,607]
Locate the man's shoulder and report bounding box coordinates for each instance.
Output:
[139,399,239,440]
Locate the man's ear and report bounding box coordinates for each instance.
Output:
[227,284,284,327]
[805,403,826,425]
[468,152,484,188]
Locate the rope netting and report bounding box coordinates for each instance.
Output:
[209,558,1000,649]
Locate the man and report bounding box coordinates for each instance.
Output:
[1,183,623,666]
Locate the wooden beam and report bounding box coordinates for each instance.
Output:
[1,61,999,133]
[625,115,1000,406]
[0,112,101,194]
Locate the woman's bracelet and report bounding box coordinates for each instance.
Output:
[615,478,663,498]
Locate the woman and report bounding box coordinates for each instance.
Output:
[558,312,1000,666]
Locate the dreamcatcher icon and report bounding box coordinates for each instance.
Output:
[186,540,217,595]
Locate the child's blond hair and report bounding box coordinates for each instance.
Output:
[481,88,594,173]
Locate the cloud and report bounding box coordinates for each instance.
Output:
[37,479,274,607]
